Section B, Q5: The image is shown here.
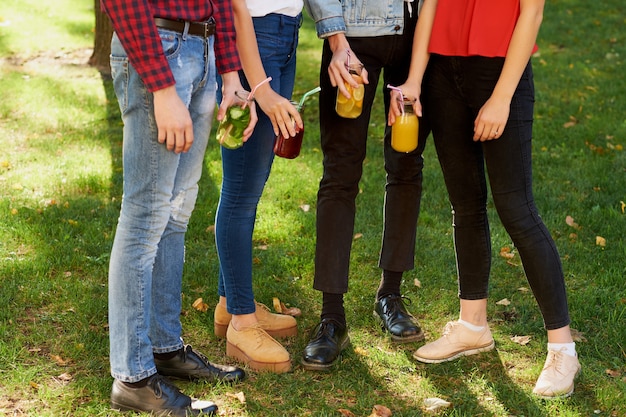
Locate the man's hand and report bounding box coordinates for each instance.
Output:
[153,86,194,153]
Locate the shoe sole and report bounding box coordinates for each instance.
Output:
[112,401,217,416]
[215,322,297,339]
[412,340,495,363]
[300,337,351,371]
[373,312,426,343]
[226,342,291,373]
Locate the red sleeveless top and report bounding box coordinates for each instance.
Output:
[428,0,537,57]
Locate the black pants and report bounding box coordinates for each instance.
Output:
[313,8,429,294]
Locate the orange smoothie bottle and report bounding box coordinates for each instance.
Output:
[391,99,418,153]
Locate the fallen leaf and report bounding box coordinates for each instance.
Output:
[570,328,587,342]
[50,354,68,366]
[510,335,532,345]
[205,225,215,233]
[300,204,310,212]
[563,115,578,128]
[254,244,268,250]
[353,233,363,240]
[517,287,529,293]
[192,298,209,313]
[424,397,451,413]
[499,246,515,259]
[414,278,421,288]
[596,236,606,247]
[621,201,625,214]
[605,369,622,378]
[273,297,282,313]
[353,346,369,357]
[281,304,301,317]
[368,404,392,417]
[57,373,73,382]
[565,215,580,229]
[496,298,511,306]
[30,381,39,390]
[226,391,246,404]
[338,409,355,417]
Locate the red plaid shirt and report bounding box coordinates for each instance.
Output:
[101,0,241,92]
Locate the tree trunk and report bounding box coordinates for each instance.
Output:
[89,0,113,76]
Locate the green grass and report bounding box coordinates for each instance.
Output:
[1,0,625,415]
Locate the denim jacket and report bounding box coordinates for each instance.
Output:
[304,0,411,38]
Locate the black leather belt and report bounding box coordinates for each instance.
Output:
[155,17,215,38]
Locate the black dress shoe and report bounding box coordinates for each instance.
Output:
[374,295,425,343]
[111,374,217,416]
[301,319,350,371]
[155,345,245,383]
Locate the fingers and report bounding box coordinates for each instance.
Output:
[473,125,502,141]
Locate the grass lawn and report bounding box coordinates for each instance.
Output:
[0,0,625,415]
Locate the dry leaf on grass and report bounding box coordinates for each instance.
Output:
[424,397,451,413]
[272,297,301,317]
[414,279,421,288]
[510,335,532,346]
[499,247,515,259]
[605,369,622,378]
[496,298,511,306]
[570,328,587,342]
[595,236,606,247]
[368,404,392,417]
[353,233,363,240]
[338,409,355,417]
[300,204,310,212]
[192,298,209,313]
[226,391,246,404]
[50,354,68,366]
[565,215,580,229]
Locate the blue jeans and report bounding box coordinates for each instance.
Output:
[423,55,570,330]
[314,5,429,294]
[108,30,216,382]
[215,13,300,315]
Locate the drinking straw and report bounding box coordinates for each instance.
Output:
[243,76,272,109]
[298,86,322,110]
[387,84,405,115]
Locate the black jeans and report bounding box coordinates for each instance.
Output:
[313,8,429,294]
[424,55,570,330]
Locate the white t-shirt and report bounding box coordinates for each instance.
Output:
[246,0,303,18]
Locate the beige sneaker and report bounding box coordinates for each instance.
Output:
[413,321,495,363]
[532,348,581,399]
[214,301,297,339]
[226,323,291,373]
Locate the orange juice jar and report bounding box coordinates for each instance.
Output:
[335,63,364,118]
[391,98,419,153]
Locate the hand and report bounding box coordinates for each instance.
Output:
[153,86,194,154]
[327,39,369,100]
[218,72,258,142]
[387,84,422,126]
[473,95,511,141]
[254,85,303,138]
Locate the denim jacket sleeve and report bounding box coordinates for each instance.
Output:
[304,0,346,38]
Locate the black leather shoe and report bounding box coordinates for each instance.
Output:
[374,295,425,343]
[155,345,245,383]
[111,374,217,416]
[301,319,350,371]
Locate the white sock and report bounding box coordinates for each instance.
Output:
[458,319,485,332]
[548,342,577,357]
